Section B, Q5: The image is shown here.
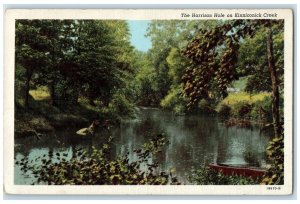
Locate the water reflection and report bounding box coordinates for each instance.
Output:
[14,107,273,184]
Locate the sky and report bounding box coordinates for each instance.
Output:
[127,20,152,52]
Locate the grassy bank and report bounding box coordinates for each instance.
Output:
[217,92,274,122]
[15,87,121,138]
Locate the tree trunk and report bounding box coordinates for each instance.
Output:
[88,91,96,106]
[266,24,281,138]
[50,83,58,106]
[24,71,32,108]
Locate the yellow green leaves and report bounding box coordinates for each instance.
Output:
[18,133,179,185]
[261,136,284,185]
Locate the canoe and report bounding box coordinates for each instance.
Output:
[208,163,266,179]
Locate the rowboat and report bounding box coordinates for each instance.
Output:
[208,163,266,179]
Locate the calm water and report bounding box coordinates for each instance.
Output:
[14,107,273,184]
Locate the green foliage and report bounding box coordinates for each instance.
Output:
[160,86,188,114]
[261,136,284,185]
[251,96,273,121]
[166,47,189,85]
[182,20,284,110]
[217,92,273,121]
[15,19,135,111]
[134,54,160,106]
[109,92,135,117]
[237,103,253,118]
[182,20,241,108]
[218,104,232,118]
[160,88,179,109]
[197,99,216,115]
[17,134,180,185]
[188,166,259,185]
[140,20,218,107]
[219,92,271,106]
[237,24,284,93]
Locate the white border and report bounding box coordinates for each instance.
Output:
[4,8,294,195]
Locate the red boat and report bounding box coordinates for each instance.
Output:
[208,163,266,179]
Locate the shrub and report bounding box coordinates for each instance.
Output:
[237,103,253,118]
[160,88,178,110]
[160,86,188,114]
[218,92,272,119]
[261,136,284,185]
[251,96,272,121]
[173,104,186,115]
[218,104,231,118]
[197,99,216,115]
[229,101,253,119]
[109,93,134,117]
[219,92,271,106]
[17,134,180,185]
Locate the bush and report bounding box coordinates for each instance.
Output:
[251,96,272,121]
[218,104,231,118]
[261,136,284,185]
[197,99,216,115]
[160,89,178,110]
[109,93,134,117]
[17,134,180,185]
[160,86,188,114]
[229,101,253,119]
[173,104,186,115]
[218,92,272,119]
[237,103,253,118]
[219,92,271,106]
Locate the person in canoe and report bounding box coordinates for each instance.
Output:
[76,120,100,136]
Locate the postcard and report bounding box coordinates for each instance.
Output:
[4,8,293,195]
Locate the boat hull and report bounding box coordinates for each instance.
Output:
[208,163,266,179]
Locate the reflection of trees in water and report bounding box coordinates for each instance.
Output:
[135,117,158,137]
[159,115,220,175]
[215,123,272,167]
[216,130,229,165]
[15,108,273,185]
[15,127,115,160]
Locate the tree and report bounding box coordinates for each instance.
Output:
[15,20,51,107]
[32,20,66,106]
[144,20,219,106]
[237,24,284,93]
[15,20,136,110]
[182,20,283,137]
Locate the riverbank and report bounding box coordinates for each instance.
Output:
[15,90,120,138]
[15,107,272,185]
[216,92,276,127]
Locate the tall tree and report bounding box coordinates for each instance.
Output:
[182,20,283,137]
[237,24,284,93]
[15,20,50,107]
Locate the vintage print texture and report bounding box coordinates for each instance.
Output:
[4,9,293,195]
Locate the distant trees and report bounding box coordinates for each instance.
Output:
[137,20,218,107]
[15,20,134,109]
